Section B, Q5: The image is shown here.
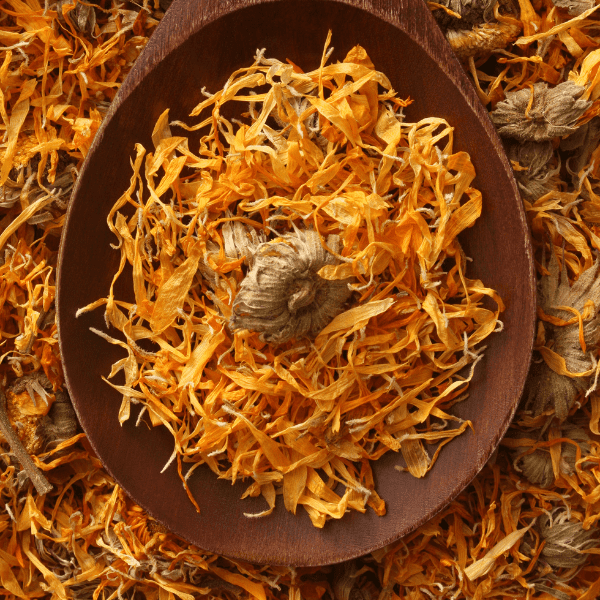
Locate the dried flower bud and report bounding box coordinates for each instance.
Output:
[433,0,498,30]
[37,391,78,453]
[551,0,594,15]
[525,254,600,419]
[491,82,591,142]
[538,510,599,568]
[230,229,352,343]
[445,22,521,61]
[561,118,600,186]
[9,371,52,398]
[333,561,373,600]
[55,0,97,33]
[506,140,558,199]
[560,423,592,475]
[512,422,591,488]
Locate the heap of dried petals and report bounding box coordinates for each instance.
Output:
[3,0,600,596]
[80,39,502,526]
[491,81,591,142]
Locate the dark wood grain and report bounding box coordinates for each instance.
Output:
[57,0,536,567]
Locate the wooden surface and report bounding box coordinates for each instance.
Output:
[57,0,536,566]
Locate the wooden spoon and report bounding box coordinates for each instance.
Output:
[57,0,536,567]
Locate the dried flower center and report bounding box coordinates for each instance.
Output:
[230,230,352,344]
[288,275,320,312]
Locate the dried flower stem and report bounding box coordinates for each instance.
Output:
[0,387,52,495]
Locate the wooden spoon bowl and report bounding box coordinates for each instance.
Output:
[57,0,536,566]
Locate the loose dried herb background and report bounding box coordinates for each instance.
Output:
[1,0,600,598]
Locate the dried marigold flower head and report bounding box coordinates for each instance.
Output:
[512,422,591,488]
[507,140,558,199]
[433,0,498,30]
[230,229,352,343]
[514,447,554,488]
[491,82,591,142]
[526,254,600,419]
[538,510,599,568]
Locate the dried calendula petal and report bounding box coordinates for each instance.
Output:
[83,39,502,526]
[491,81,592,142]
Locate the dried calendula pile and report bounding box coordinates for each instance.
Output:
[79,40,502,526]
[4,0,600,598]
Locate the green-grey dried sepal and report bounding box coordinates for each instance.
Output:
[230,230,352,343]
[551,0,594,15]
[507,140,558,199]
[538,511,599,568]
[491,82,591,142]
[525,254,600,419]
